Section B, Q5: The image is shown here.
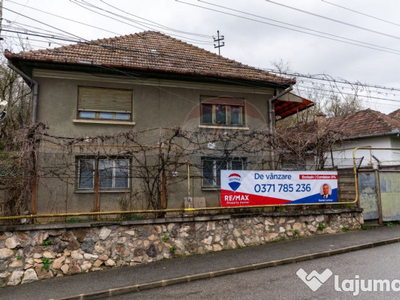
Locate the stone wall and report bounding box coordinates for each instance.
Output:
[0,208,363,287]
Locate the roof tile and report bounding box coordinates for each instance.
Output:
[325,109,400,138]
[5,31,294,86]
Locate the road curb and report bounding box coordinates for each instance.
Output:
[51,236,400,300]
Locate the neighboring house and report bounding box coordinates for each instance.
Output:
[279,109,400,170]
[4,31,312,214]
[276,109,400,203]
[323,109,400,169]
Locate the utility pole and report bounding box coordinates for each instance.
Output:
[213,30,225,56]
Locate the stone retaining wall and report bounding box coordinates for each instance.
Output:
[0,208,363,287]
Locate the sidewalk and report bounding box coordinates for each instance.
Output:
[2,225,400,300]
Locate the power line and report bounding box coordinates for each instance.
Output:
[99,0,212,39]
[69,0,213,45]
[178,0,400,56]
[5,16,400,99]
[298,78,400,97]
[265,0,400,41]
[3,3,400,111]
[321,0,400,28]
[1,29,83,43]
[3,6,87,42]
[6,0,122,36]
[4,21,82,40]
[6,22,400,102]
[297,85,400,104]
[196,0,400,54]
[2,34,68,48]
[263,69,400,93]
[5,0,400,90]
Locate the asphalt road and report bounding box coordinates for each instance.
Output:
[109,242,400,300]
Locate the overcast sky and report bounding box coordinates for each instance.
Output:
[2,0,400,113]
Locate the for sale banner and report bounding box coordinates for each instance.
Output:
[221,170,338,207]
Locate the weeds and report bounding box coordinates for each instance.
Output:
[41,258,52,272]
[162,234,169,243]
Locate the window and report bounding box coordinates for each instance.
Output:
[77,87,132,121]
[202,157,245,187]
[77,158,130,190]
[200,96,245,127]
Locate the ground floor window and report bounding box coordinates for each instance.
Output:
[77,157,130,190]
[202,157,245,187]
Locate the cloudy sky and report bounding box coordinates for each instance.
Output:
[2,0,400,113]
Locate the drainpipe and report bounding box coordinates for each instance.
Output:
[268,85,293,170]
[7,61,39,124]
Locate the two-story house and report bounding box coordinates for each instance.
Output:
[5,31,313,215]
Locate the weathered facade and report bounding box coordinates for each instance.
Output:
[4,31,313,215]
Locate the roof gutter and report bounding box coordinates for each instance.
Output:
[7,61,39,124]
[269,85,293,170]
[342,129,400,141]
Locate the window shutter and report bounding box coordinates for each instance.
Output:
[78,87,132,113]
[201,96,245,107]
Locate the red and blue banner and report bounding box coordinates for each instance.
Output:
[221,170,338,207]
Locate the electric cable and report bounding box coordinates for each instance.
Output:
[266,0,400,41]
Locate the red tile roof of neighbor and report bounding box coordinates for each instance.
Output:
[4,31,294,87]
[325,109,400,138]
[389,108,400,119]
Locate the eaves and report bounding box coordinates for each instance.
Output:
[342,129,400,141]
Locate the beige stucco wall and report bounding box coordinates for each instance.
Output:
[33,69,275,214]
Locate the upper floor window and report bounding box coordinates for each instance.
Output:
[78,87,133,121]
[200,96,245,127]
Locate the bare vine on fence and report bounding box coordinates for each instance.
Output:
[0,121,344,218]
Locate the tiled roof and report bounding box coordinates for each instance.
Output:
[389,108,400,119]
[325,109,400,138]
[4,31,294,86]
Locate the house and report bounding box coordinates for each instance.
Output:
[4,31,313,215]
[276,109,400,221]
[322,109,400,169]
